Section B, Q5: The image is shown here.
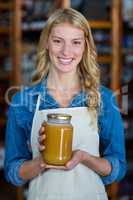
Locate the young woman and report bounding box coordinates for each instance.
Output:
[4,8,126,200]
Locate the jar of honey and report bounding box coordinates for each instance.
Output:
[43,113,73,165]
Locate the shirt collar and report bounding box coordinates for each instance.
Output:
[33,78,88,108]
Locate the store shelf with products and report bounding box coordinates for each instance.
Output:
[21,0,63,32]
[121,12,133,129]
[0,1,22,200]
[0,0,22,127]
[0,2,12,140]
[119,2,133,198]
[0,0,132,200]
[20,0,63,85]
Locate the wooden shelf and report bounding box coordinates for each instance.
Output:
[0,49,9,56]
[97,55,112,63]
[0,27,10,34]
[0,2,12,10]
[89,20,112,29]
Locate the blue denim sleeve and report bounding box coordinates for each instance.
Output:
[4,95,32,186]
[99,88,127,185]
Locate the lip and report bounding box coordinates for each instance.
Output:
[58,57,73,65]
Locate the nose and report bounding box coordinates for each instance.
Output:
[61,42,71,56]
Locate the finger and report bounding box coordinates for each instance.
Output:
[40,162,46,168]
[66,161,76,170]
[36,156,47,172]
[66,156,78,170]
[39,126,45,135]
[45,165,67,170]
[38,134,46,143]
[40,163,48,173]
[38,144,45,152]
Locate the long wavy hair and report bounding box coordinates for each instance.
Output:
[32,8,101,126]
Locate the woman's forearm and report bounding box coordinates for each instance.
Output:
[81,151,112,176]
[19,156,46,181]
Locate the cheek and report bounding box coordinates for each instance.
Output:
[49,46,61,56]
[75,48,84,58]
[48,47,57,60]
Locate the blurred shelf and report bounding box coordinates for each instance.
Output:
[122,48,133,54]
[126,132,133,140]
[89,20,112,29]
[0,96,5,104]
[0,71,10,81]
[97,55,112,63]
[0,2,12,10]
[0,49,10,56]
[127,161,133,173]
[0,117,6,126]
[122,111,133,119]
[0,27,10,34]
[0,141,4,147]
[22,21,46,32]
[21,20,113,31]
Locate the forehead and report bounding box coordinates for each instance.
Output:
[50,23,84,38]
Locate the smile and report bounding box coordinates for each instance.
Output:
[58,57,73,65]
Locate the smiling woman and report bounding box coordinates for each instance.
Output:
[4,8,126,200]
[45,22,85,105]
[47,23,85,74]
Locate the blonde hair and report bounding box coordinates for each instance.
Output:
[32,8,101,126]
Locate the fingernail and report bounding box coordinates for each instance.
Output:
[66,162,71,167]
[42,146,45,150]
[40,163,45,168]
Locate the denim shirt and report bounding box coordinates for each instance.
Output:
[4,79,127,186]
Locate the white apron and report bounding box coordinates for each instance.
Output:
[28,95,108,200]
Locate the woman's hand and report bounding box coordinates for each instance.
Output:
[38,126,84,171]
[65,150,83,170]
[38,126,111,176]
[66,150,111,176]
[19,155,46,181]
[38,125,46,152]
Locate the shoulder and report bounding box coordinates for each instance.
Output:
[8,83,41,127]
[100,85,114,103]
[99,85,118,110]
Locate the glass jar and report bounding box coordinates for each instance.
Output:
[43,113,73,166]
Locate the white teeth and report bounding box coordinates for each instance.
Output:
[58,58,73,64]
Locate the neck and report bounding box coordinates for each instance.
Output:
[47,69,81,92]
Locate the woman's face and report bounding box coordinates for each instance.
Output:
[47,22,85,74]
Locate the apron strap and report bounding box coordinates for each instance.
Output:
[35,94,41,113]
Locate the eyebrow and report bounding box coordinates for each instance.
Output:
[51,36,84,40]
[72,37,84,40]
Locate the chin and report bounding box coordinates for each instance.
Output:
[57,64,77,73]
[58,68,76,74]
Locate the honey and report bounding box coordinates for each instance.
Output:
[43,113,73,165]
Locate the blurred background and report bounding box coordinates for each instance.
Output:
[0,0,133,200]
